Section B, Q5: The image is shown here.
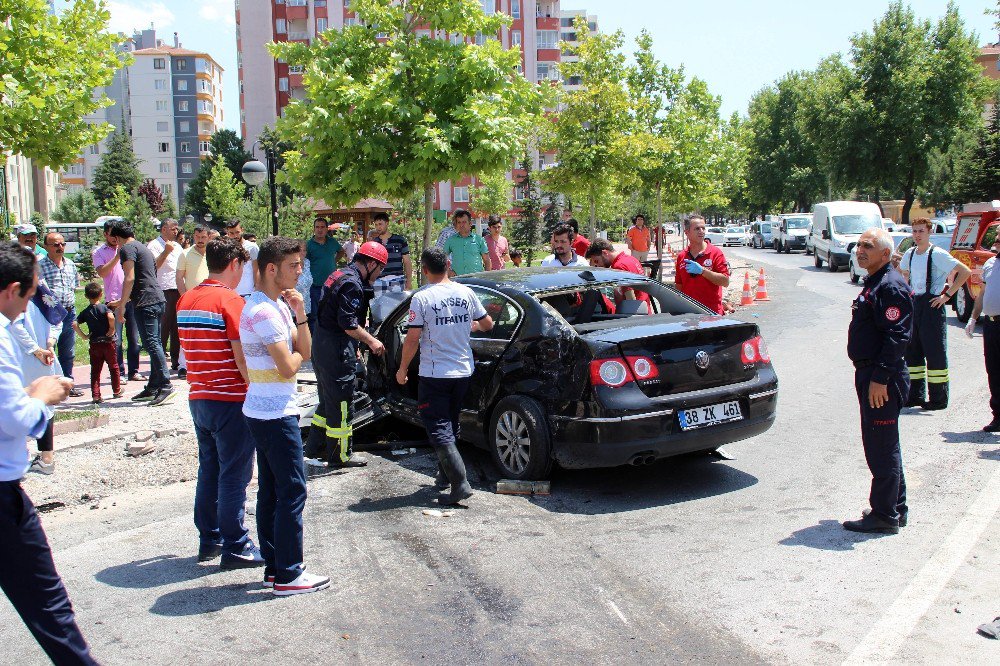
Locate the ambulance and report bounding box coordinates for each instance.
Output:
[951,201,1000,322]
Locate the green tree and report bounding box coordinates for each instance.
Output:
[203,162,244,221]
[237,185,314,240]
[104,184,132,217]
[510,154,543,265]
[803,2,986,223]
[53,190,102,224]
[0,0,127,167]
[541,190,564,237]
[91,127,142,208]
[184,129,254,215]
[951,98,1000,203]
[75,229,98,280]
[543,17,635,238]
[137,179,166,217]
[470,170,512,223]
[269,0,555,250]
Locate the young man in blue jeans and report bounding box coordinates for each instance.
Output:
[240,237,328,596]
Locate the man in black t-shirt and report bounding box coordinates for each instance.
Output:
[109,221,173,406]
[371,212,412,288]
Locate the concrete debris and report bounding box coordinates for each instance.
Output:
[421,509,456,518]
[496,479,551,496]
[134,431,155,443]
[126,442,157,457]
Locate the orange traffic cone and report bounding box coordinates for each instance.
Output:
[740,271,755,306]
[755,267,771,301]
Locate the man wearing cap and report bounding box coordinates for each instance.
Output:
[305,241,387,469]
[15,225,47,259]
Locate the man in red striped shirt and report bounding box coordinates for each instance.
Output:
[177,238,264,570]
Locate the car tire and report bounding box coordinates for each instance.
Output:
[849,263,860,284]
[774,241,781,253]
[955,285,973,323]
[827,253,838,272]
[814,253,822,268]
[805,245,813,256]
[489,395,553,481]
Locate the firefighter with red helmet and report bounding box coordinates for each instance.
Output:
[305,241,387,468]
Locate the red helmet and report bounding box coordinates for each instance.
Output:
[355,241,388,266]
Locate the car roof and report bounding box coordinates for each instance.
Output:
[457,266,649,294]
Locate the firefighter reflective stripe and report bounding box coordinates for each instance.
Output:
[908,366,927,380]
[334,400,352,462]
[311,413,327,428]
[927,368,950,384]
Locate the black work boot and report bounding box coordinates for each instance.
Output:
[905,379,925,408]
[843,511,899,534]
[436,444,473,505]
[433,465,450,490]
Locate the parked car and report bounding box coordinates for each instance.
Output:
[810,201,885,272]
[804,222,815,255]
[774,215,811,253]
[750,221,773,249]
[950,202,1000,322]
[721,227,746,246]
[318,267,779,480]
[848,234,910,284]
[705,227,727,245]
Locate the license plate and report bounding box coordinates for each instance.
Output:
[678,401,743,430]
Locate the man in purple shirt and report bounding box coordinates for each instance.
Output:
[92,220,141,381]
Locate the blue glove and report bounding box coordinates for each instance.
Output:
[684,259,703,275]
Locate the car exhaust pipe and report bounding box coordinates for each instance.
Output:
[629,453,657,466]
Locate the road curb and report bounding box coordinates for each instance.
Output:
[56,427,193,453]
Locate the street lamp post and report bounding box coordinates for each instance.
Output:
[242,142,278,237]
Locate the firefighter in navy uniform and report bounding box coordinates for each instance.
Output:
[305,241,387,469]
[844,228,913,535]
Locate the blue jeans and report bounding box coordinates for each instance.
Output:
[246,415,307,584]
[114,301,140,377]
[190,400,255,554]
[308,284,323,333]
[134,301,171,392]
[56,307,75,380]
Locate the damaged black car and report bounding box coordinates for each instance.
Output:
[321,267,778,481]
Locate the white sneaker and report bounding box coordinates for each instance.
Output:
[272,571,330,597]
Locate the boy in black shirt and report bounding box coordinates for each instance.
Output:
[73,282,122,403]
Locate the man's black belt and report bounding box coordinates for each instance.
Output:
[982,315,1000,322]
[853,359,874,369]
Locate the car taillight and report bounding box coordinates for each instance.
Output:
[590,356,658,387]
[741,336,770,365]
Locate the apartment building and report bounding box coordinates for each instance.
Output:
[68,29,226,211]
[236,0,597,216]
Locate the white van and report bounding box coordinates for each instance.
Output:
[810,201,884,272]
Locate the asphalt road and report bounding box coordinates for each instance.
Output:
[3,245,999,665]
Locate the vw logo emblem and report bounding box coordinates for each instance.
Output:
[694,350,710,370]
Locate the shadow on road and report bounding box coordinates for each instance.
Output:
[149,582,271,616]
[95,555,215,589]
[979,448,1000,461]
[779,519,893,551]
[940,430,990,444]
[347,486,444,513]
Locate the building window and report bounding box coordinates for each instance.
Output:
[511,0,520,19]
[199,141,211,153]
[275,19,286,34]
[177,79,188,91]
[453,186,470,203]
[181,163,193,174]
[178,100,189,112]
[537,63,558,80]
[278,77,289,92]
[537,30,558,49]
[317,18,328,33]
[155,100,168,111]
[153,58,165,69]
[154,79,166,90]
[162,184,172,196]
[158,142,169,153]
[480,0,494,15]
[157,121,168,132]
[511,30,521,46]
[176,59,187,71]
[450,33,464,45]
[159,162,171,173]
[88,144,99,155]
[180,141,190,153]
[179,121,190,132]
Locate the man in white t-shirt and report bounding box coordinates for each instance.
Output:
[240,236,328,596]
[396,246,493,506]
[147,218,183,373]
[898,217,971,409]
[226,219,259,297]
[541,223,589,267]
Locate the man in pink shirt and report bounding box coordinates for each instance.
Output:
[92,220,141,380]
[484,216,511,270]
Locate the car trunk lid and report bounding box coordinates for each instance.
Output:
[576,314,759,397]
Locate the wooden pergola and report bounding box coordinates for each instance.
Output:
[310,198,394,239]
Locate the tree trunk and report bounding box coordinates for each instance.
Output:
[588,194,597,240]
[901,166,916,226]
[423,183,434,253]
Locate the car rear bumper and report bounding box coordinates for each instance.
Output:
[784,237,807,248]
[547,377,778,469]
[828,250,851,267]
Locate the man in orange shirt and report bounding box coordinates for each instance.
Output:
[626,214,652,262]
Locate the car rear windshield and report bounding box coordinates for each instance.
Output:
[537,280,707,327]
[785,218,809,229]
[761,223,771,232]
[726,227,740,233]
[832,214,879,235]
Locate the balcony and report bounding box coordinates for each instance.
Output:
[286,3,308,20]
[536,16,559,31]
[536,48,560,62]
[289,72,303,88]
[288,31,310,43]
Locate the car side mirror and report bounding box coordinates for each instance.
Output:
[821,229,830,240]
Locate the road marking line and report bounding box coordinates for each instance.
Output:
[597,586,630,626]
[843,464,1000,665]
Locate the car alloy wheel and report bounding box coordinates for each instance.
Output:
[496,411,530,475]
[955,286,973,323]
[489,395,553,480]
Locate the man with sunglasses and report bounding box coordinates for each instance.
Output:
[844,228,913,535]
[38,233,82,396]
[899,218,970,410]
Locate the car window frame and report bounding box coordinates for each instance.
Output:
[468,285,524,342]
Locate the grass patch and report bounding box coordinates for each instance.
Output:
[55,407,99,423]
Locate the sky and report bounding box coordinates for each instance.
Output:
[69,0,1000,133]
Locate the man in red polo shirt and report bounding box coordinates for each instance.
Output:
[568,218,590,257]
[675,214,730,314]
[585,238,652,307]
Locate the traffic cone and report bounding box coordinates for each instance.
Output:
[755,267,771,301]
[740,271,755,306]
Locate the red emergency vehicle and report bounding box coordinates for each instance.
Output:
[951,201,1000,322]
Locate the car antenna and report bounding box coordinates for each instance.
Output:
[578,270,596,281]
